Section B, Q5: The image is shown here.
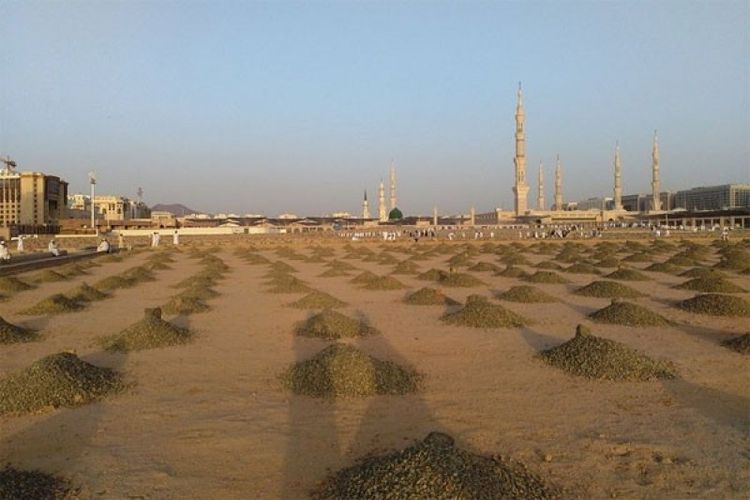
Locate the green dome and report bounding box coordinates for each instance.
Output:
[388,208,403,220]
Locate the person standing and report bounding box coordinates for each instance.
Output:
[0,241,10,262]
[172,230,179,246]
[16,235,24,253]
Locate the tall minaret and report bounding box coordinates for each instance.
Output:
[512,82,530,215]
[651,130,661,211]
[389,161,397,211]
[470,206,476,226]
[432,206,438,226]
[537,161,545,211]
[362,189,371,219]
[554,154,563,210]
[613,141,623,210]
[378,179,387,221]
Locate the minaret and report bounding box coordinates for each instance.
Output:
[651,130,661,211]
[554,154,563,210]
[432,206,438,226]
[537,161,545,211]
[512,82,530,216]
[389,162,397,211]
[470,206,476,226]
[362,189,371,219]
[378,179,387,221]
[613,141,623,210]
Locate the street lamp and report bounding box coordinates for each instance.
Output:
[88,171,97,235]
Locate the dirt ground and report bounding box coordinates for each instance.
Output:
[0,236,748,499]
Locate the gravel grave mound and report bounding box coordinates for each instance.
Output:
[535,260,563,270]
[679,267,727,279]
[721,333,750,354]
[20,294,84,315]
[417,268,445,281]
[392,260,420,275]
[288,291,347,309]
[243,253,271,265]
[282,343,420,398]
[172,274,217,290]
[540,325,676,381]
[295,309,378,339]
[442,295,527,328]
[676,294,750,317]
[162,294,210,315]
[312,431,555,500]
[523,271,570,284]
[605,268,651,281]
[589,300,670,326]
[31,270,68,283]
[57,263,90,278]
[0,352,124,415]
[496,285,557,303]
[318,268,352,278]
[120,266,156,283]
[468,262,501,273]
[0,276,35,293]
[94,274,137,291]
[360,275,407,290]
[67,282,108,302]
[645,262,682,274]
[265,274,311,294]
[404,287,459,306]
[675,276,745,293]
[437,272,486,288]
[574,281,645,299]
[496,265,529,278]
[563,263,601,275]
[100,308,193,351]
[350,271,380,285]
[0,316,37,344]
[596,257,621,268]
[0,464,73,499]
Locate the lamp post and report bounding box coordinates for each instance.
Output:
[88,171,97,235]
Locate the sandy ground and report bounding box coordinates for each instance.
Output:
[0,238,748,499]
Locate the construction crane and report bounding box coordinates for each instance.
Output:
[0,155,17,172]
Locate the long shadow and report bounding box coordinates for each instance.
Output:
[660,378,750,435]
[282,312,446,497]
[281,333,340,498]
[517,326,566,352]
[0,348,129,493]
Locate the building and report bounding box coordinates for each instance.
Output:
[674,184,750,211]
[0,159,68,235]
[91,195,150,221]
[576,197,613,211]
[621,192,674,213]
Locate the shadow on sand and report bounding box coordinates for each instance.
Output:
[281,310,444,497]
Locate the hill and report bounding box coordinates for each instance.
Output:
[150,203,198,216]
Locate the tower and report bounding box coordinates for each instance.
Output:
[389,162,397,211]
[378,179,387,221]
[537,161,545,211]
[651,130,661,211]
[554,155,563,210]
[362,189,371,219]
[470,206,476,226]
[432,206,438,226]
[613,141,623,210]
[512,82,530,216]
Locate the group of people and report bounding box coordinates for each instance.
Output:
[150,230,179,247]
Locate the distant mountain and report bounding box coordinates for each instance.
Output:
[151,203,199,216]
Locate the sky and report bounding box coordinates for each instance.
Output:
[1,1,748,216]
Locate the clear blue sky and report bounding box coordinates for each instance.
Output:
[1,1,748,216]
